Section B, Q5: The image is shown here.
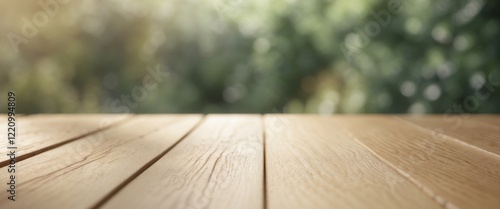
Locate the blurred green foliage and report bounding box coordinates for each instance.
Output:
[1,0,499,114]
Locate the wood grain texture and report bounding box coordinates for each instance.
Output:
[334,115,500,209]
[101,115,264,209]
[0,114,129,166]
[0,115,202,209]
[467,115,500,131]
[401,115,500,157]
[1,114,499,209]
[264,115,443,209]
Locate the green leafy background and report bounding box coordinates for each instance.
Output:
[1,0,499,114]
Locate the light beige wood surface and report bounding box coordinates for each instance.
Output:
[0,114,129,166]
[401,115,500,157]
[0,114,499,209]
[101,115,264,209]
[0,115,201,209]
[333,115,500,209]
[264,115,443,209]
[467,115,500,126]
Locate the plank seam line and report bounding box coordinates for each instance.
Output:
[91,115,207,209]
[344,131,460,209]
[261,115,268,209]
[393,116,500,159]
[0,114,134,168]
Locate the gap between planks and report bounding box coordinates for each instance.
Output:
[394,115,500,159]
[335,115,500,209]
[0,115,132,167]
[91,115,207,209]
[344,130,456,209]
[261,115,268,209]
[263,115,444,209]
[100,115,264,209]
[0,115,203,209]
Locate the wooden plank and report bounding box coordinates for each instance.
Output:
[0,115,202,209]
[6,114,127,133]
[264,115,443,209]
[101,115,264,209]
[0,114,129,167]
[401,115,500,157]
[334,115,500,209]
[467,115,500,127]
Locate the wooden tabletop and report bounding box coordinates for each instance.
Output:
[1,114,499,209]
